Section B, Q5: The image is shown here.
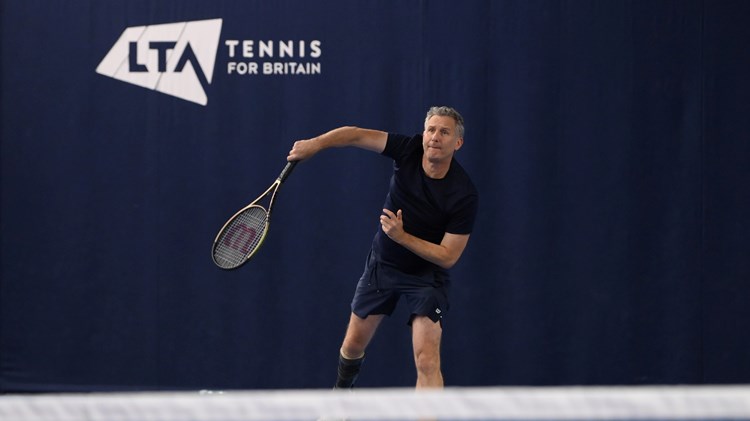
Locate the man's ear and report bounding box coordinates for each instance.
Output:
[455,137,464,151]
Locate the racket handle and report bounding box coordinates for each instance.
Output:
[278,160,298,183]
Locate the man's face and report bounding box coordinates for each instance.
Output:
[422,115,463,163]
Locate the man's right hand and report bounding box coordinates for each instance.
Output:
[287,138,321,162]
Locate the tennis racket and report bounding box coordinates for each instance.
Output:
[212,161,297,269]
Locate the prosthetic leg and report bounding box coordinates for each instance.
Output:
[334,352,365,389]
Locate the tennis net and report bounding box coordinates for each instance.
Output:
[2,385,750,421]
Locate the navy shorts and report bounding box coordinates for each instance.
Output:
[350,250,450,325]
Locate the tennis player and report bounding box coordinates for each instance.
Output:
[287,106,478,388]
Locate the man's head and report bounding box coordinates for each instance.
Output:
[425,106,465,138]
[422,106,465,164]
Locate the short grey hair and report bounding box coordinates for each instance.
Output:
[425,106,465,138]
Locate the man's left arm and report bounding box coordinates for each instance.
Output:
[380,209,470,270]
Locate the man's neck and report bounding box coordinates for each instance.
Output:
[422,156,452,179]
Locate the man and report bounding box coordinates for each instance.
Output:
[287,106,478,389]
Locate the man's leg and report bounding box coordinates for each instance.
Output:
[335,312,384,389]
[411,315,443,388]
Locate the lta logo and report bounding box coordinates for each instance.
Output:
[96,19,223,106]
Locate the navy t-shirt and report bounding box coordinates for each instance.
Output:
[371,133,478,274]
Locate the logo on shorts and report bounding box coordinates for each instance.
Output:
[435,308,442,314]
[96,18,223,106]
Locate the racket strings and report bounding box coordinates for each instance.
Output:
[213,206,268,269]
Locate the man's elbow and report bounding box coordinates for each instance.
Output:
[438,255,460,270]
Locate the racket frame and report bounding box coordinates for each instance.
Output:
[211,161,297,269]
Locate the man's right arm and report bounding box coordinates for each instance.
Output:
[287,126,387,162]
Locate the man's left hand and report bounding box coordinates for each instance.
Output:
[380,208,405,242]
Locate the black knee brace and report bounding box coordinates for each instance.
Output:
[334,353,365,389]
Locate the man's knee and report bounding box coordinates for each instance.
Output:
[340,343,365,360]
[341,328,368,359]
[411,316,442,376]
[342,313,382,356]
[414,348,441,377]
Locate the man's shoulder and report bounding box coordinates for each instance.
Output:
[448,159,477,193]
[383,133,422,159]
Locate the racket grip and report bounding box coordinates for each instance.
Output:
[278,160,298,183]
